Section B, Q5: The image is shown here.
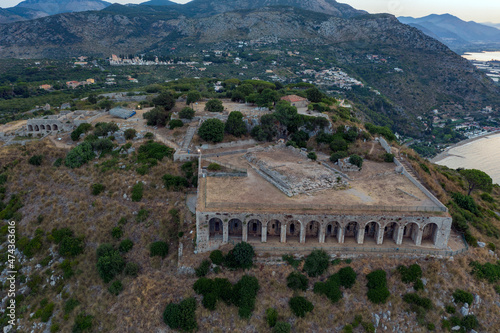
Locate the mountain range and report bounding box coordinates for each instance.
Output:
[398,14,500,52]
[0,0,498,137]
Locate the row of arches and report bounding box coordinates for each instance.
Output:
[27,124,59,132]
[208,218,439,247]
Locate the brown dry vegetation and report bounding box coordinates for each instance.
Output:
[2,137,500,332]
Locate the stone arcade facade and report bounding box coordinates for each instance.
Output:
[26,119,64,134]
[195,210,452,253]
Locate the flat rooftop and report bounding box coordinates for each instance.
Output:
[197,145,443,215]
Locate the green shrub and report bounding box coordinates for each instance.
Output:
[461,314,479,329]
[481,192,495,202]
[124,128,137,140]
[150,241,169,258]
[349,154,363,169]
[488,243,496,251]
[272,322,291,333]
[232,275,260,319]
[137,141,174,163]
[403,293,433,310]
[366,270,390,304]
[65,142,95,168]
[131,182,144,202]
[338,266,357,288]
[398,264,422,283]
[210,250,224,265]
[179,107,195,119]
[383,153,395,162]
[362,321,375,333]
[266,307,278,327]
[169,119,184,130]
[195,259,211,277]
[72,313,93,333]
[445,305,456,314]
[202,292,218,310]
[330,151,348,163]
[94,122,119,136]
[289,296,314,318]
[29,154,43,166]
[111,227,123,239]
[207,163,221,171]
[427,322,435,331]
[313,277,342,304]
[124,262,139,277]
[413,278,424,291]
[470,261,500,283]
[282,254,302,268]
[224,242,254,270]
[451,192,479,214]
[96,246,125,283]
[136,209,150,223]
[452,289,473,305]
[286,272,308,291]
[162,174,189,191]
[64,298,80,315]
[303,250,329,277]
[419,163,430,174]
[163,297,197,331]
[53,158,63,167]
[343,324,353,333]
[307,152,317,161]
[108,280,123,295]
[91,183,105,195]
[205,99,224,112]
[59,236,84,257]
[119,239,133,253]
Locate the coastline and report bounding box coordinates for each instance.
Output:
[430,131,500,163]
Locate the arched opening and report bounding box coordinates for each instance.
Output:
[306,221,320,243]
[364,221,379,244]
[247,219,262,241]
[209,218,223,240]
[325,222,340,243]
[344,222,359,243]
[383,222,398,244]
[40,124,45,130]
[287,221,301,243]
[34,125,40,131]
[228,219,242,240]
[46,125,52,131]
[403,222,419,245]
[28,125,33,131]
[53,124,58,130]
[422,223,438,245]
[267,219,281,242]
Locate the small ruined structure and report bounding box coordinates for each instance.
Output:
[195,142,452,253]
[280,95,309,108]
[25,110,102,135]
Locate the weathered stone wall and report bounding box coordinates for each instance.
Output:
[195,210,452,253]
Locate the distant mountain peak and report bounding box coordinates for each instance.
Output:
[16,0,111,16]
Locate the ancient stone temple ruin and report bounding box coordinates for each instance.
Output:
[195,144,452,253]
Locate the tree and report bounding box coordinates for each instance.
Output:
[349,155,363,169]
[96,250,125,283]
[88,94,97,105]
[186,91,201,105]
[303,250,329,277]
[306,87,324,103]
[65,142,95,168]
[289,296,314,317]
[152,91,175,110]
[205,99,224,112]
[274,101,302,133]
[286,272,308,291]
[198,118,224,143]
[143,106,170,126]
[98,99,113,111]
[179,107,195,120]
[256,89,279,108]
[224,242,255,269]
[124,129,136,140]
[225,111,247,137]
[460,169,493,195]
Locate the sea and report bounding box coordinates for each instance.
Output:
[462,51,500,61]
[432,133,500,185]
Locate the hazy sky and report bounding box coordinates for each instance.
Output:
[2,0,499,23]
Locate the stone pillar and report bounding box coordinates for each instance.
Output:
[356,226,364,244]
[261,223,267,243]
[242,222,248,242]
[338,227,344,244]
[319,224,326,243]
[376,225,384,245]
[281,224,287,243]
[299,221,306,244]
[415,228,423,246]
[395,225,403,245]
[223,220,229,243]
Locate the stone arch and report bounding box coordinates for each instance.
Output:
[209,217,223,239]
[422,223,438,245]
[46,124,52,131]
[344,221,359,241]
[267,219,281,239]
[326,221,341,243]
[383,222,398,244]
[306,220,320,243]
[286,220,302,242]
[228,218,242,240]
[28,125,33,131]
[247,219,262,239]
[40,124,45,130]
[53,124,59,130]
[403,222,419,245]
[364,221,380,243]
[34,125,40,131]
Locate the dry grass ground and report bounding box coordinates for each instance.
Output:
[2,138,500,332]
